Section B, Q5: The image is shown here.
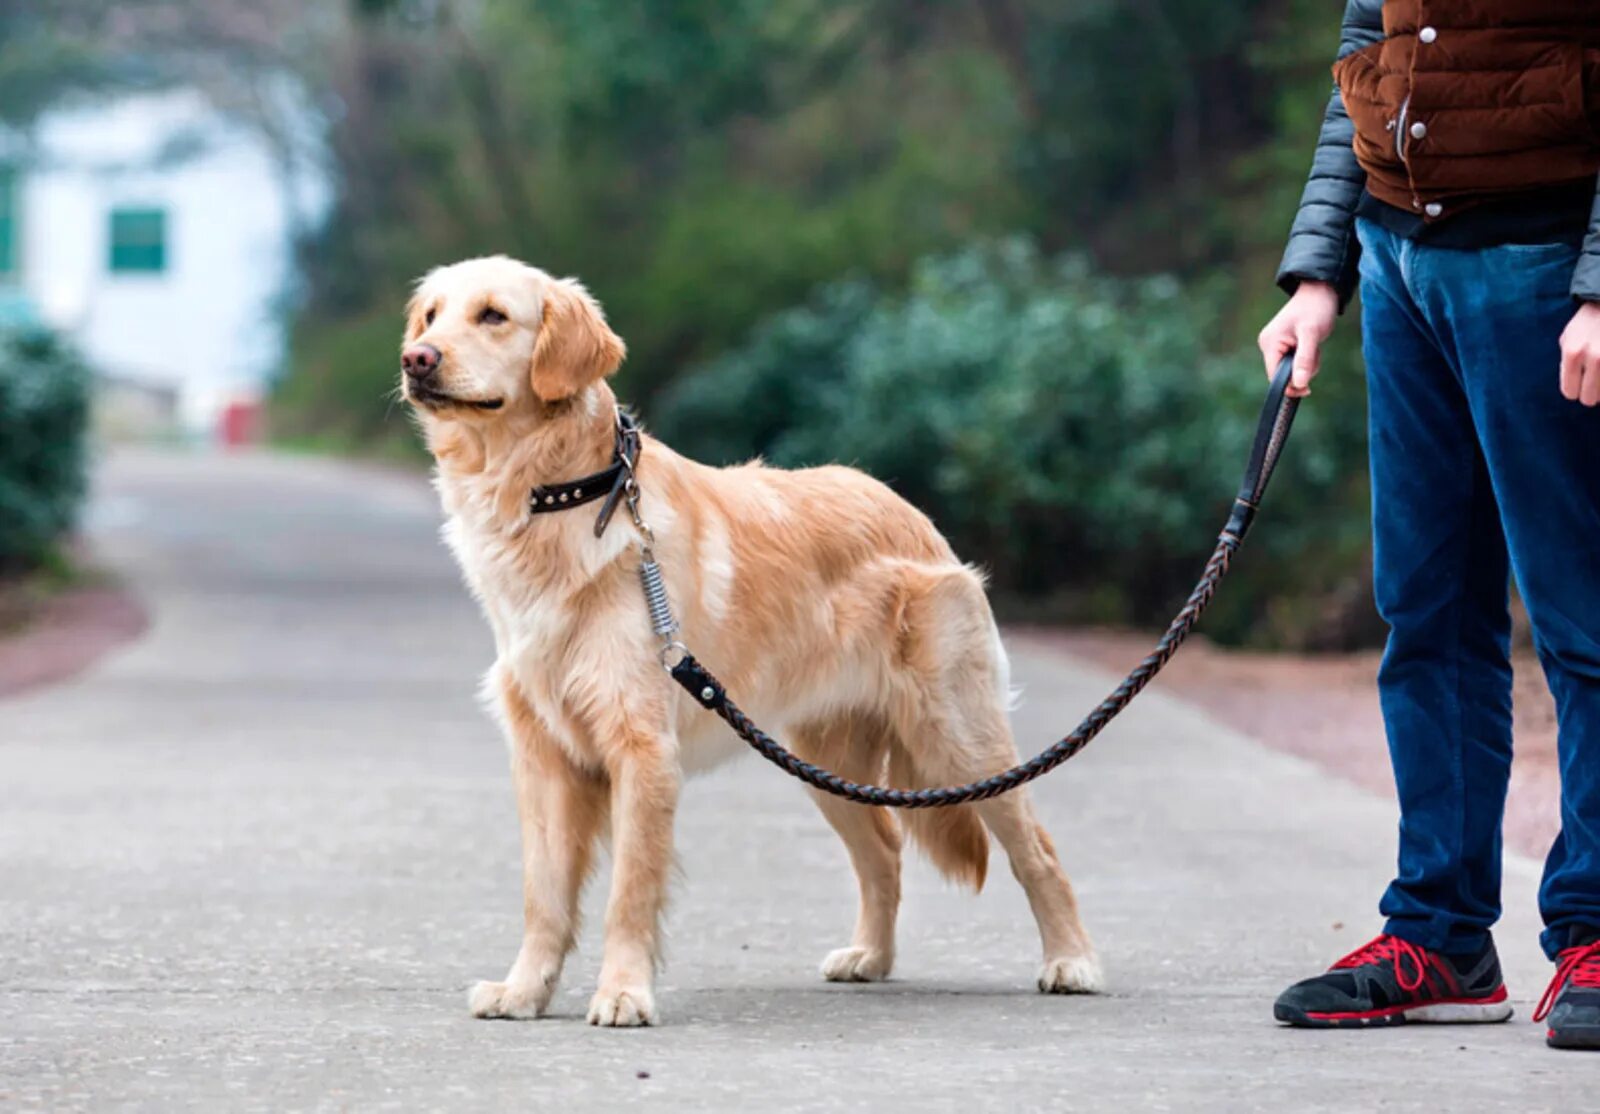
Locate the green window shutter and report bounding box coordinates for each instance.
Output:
[109,208,167,273]
[0,167,15,279]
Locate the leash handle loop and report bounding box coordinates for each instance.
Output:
[1224,352,1300,546]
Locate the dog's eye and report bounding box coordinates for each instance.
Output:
[424,308,436,326]
[478,307,507,326]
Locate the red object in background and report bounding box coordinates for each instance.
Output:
[218,400,261,447]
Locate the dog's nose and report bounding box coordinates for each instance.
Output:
[402,343,441,380]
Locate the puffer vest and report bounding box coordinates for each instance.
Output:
[1334,0,1600,221]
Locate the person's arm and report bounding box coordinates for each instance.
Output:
[1260,0,1384,397]
[1274,0,1385,305]
[1573,180,1600,304]
[1560,182,1600,407]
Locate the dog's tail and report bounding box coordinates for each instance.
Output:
[887,743,989,892]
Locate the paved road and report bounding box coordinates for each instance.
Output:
[1,449,1588,1111]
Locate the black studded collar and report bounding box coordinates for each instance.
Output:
[528,409,641,538]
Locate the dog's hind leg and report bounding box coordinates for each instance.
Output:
[471,667,609,1020]
[888,565,1102,995]
[973,789,1102,993]
[795,714,902,983]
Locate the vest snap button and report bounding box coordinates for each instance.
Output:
[1419,26,1437,44]
[1409,121,1427,140]
[1424,202,1443,218]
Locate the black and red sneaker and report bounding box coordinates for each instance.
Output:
[1533,936,1600,1050]
[1274,933,1513,1028]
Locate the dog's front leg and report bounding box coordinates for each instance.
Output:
[471,670,606,1020]
[588,729,680,1027]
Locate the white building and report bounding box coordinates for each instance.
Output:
[0,84,329,436]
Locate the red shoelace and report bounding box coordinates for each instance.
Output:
[1331,934,1434,993]
[1533,939,1600,1023]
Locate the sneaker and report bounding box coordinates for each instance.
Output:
[1274,933,1513,1028]
[1533,936,1600,1050]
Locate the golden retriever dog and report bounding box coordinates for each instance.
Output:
[401,255,1101,1027]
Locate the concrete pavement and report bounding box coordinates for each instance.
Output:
[0,448,1588,1111]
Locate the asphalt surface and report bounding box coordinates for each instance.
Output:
[1,448,1591,1111]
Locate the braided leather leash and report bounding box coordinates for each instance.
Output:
[655,355,1303,807]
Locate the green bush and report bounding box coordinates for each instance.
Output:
[655,240,1375,647]
[0,327,91,572]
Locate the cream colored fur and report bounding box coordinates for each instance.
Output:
[401,255,1101,1027]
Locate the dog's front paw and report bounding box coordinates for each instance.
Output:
[469,978,551,1020]
[1038,953,1103,995]
[587,983,656,1027]
[820,946,893,983]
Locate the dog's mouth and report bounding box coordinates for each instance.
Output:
[406,385,504,411]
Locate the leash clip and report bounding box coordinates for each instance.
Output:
[612,407,689,671]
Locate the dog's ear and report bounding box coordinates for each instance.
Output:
[530,279,626,402]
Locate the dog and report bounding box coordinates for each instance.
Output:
[401,255,1101,1027]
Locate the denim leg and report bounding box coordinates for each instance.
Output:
[1358,221,1514,955]
[1417,241,1600,959]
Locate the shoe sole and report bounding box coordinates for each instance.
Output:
[1276,990,1514,1029]
[1547,1025,1600,1050]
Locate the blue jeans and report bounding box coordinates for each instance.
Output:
[1358,218,1600,961]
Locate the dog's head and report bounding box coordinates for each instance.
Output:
[400,256,626,418]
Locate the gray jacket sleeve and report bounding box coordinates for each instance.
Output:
[1574,182,1600,302]
[1275,0,1385,307]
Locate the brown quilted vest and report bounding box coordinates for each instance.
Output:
[1334,0,1600,221]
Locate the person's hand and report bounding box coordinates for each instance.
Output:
[1257,280,1339,398]
[1559,301,1600,407]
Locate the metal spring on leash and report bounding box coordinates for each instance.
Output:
[639,553,679,640]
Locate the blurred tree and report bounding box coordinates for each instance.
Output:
[0,4,116,125]
[273,0,1315,414]
[0,0,335,242]
[3,0,1379,644]
[290,0,1038,394]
